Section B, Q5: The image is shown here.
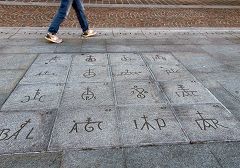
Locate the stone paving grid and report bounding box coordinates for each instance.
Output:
[1,5,240,27]
[0,28,240,167]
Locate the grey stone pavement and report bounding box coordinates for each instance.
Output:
[0,27,240,167]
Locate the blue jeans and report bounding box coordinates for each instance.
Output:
[48,0,89,34]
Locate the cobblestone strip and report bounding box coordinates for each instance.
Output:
[1,5,240,27]
[1,0,240,5]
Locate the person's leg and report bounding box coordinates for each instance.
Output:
[48,0,73,34]
[72,0,89,32]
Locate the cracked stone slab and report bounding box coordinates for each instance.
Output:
[142,52,180,65]
[115,81,166,105]
[71,53,108,66]
[118,105,188,146]
[33,53,72,67]
[68,65,111,83]
[112,65,152,81]
[0,110,56,154]
[1,83,64,111]
[60,82,114,108]
[0,152,62,168]
[160,79,219,105]
[62,148,124,168]
[19,64,70,84]
[149,64,195,82]
[109,53,145,65]
[49,106,119,150]
[0,54,37,70]
[174,104,240,143]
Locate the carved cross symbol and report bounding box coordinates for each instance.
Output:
[195,111,228,130]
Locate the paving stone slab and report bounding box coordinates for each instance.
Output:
[0,70,25,93]
[0,45,57,54]
[160,79,219,105]
[149,64,195,82]
[208,86,240,121]
[0,110,56,154]
[201,45,240,58]
[68,65,111,83]
[10,34,44,40]
[0,94,8,109]
[142,52,180,65]
[19,64,69,84]
[174,104,240,143]
[207,142,240,168]
[0,34,12,39]
[115,81,166,106]
[154,45,205,53]
[112,64,152,82]
[60,82,114,108]
[119,105,188,146]
[0,152,62,168]
[55,44,82,53]
[1,83,64,111]
[107,44,155,53]
[172,52,225,71]
[125,144,221,168]
[109,52,144,65]
[218,80,240,101]
[49,106,119,150]
[0,39,49,46]
[112,29,146,39]
[62,148,124,168]
[71,53,108,66]
[107,39,153,46]
[33,53,73,67]
[0,54,37,70]
[81,39,106,52]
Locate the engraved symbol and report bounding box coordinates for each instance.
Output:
[83,69,96,78]
[131,86,148,99]
[175,84,198,97]
[0,119,34,141]
[45,56,59,64]
[121,55,135,62]
[195,111,228,131]
[34,71,56,76]
[116,69,142,76]
[85,55,96,62]
[165,68,180,75]
[69,118,103,133]
[152,55,167,61]
[133,115,166,130]
[81,87,96,100]
[21,89,45,103]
